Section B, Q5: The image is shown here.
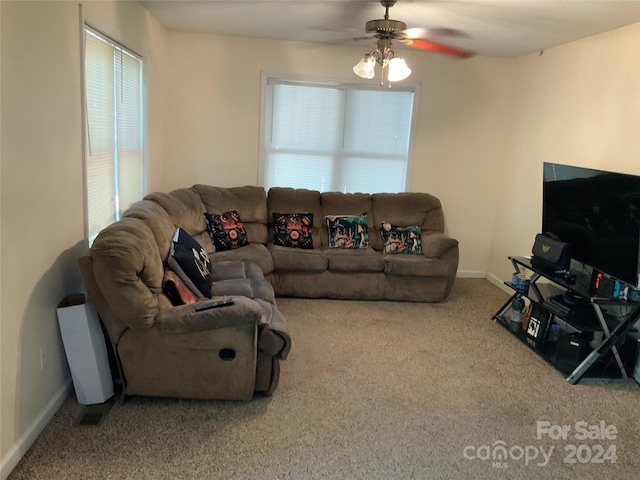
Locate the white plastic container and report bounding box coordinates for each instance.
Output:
[57,294,114,405]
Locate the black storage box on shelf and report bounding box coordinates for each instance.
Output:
[531,232,571,272]
[555,332,589,373]
[525,303,551,350]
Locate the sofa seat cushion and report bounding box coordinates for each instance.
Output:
[211,261,246,282]
[210,243,273,276]
[383,255,450,277]
[268,244,328,272]
[211,279,275,304]
[210,261,276,304]
[322,247,384,273]
[211,279,253,299]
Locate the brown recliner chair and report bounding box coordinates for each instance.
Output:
[78,200,290,401]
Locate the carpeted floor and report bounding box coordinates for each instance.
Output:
[8,279,640,479]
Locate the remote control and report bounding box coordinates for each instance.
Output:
[195,299,235,312]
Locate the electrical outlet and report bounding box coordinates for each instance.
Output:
[39,345,48,371]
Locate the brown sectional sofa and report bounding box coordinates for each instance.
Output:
[79,184,458,401]
[148,184,459,302]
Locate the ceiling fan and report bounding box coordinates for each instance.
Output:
[354,0,474,60]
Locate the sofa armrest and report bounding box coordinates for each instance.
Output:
[422,233,459,258]
[154,296,262,334]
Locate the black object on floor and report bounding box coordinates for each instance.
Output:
[76,396,115,427]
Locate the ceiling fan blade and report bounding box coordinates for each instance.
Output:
[403,27,469,40]
[353,35,376,42]
[404,39,475,59]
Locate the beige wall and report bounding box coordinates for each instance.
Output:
[162,23,637,281]
[163,33,514,275]
[0,1,166,476]
[488,22,640,286]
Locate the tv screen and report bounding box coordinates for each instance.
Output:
[542,162,640,287]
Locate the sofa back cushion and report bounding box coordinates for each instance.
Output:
[267,187,323,248]
[122,200,177,260]
[371,192,444,251]
[194,185,268,245]
[144,188,212,254]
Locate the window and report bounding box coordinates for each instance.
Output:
[261,78,415,194]
[83,27,143,244]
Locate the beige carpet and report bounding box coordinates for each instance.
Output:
[8,279,640,480]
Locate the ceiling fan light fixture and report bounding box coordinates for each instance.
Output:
[353,54,376,79]
[387,57,411,82]
[351,0,472,85]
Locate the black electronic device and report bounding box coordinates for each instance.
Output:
[542,162,640,288]
[591,270,621,299]
[562,290,587,307]
[542,293,598,328]
[562,292,599,327]
[556,332,589,373]
[542,297,571,318]
[195,298,235,311]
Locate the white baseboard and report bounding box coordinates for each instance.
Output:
[456,270,510,292]
[0,379,72,480]
[456,270,488,279]
[488,274,513,294]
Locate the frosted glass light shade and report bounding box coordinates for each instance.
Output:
[353,55,376,79]
[387,57,412,82]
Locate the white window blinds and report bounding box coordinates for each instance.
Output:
[263,79,415,193]
[84,27,142,244]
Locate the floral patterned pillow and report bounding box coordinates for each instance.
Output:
[380,223,422,255]
[204,210,249,251]
[326,214,369,249]
[273,213,314,249]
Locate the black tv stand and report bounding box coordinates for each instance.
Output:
[492,256,640,384]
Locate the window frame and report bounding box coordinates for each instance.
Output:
[258,73,420,194]
[80,20,146,246]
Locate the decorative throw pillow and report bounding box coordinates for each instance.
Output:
[167,228,213,298]
[380,223,423,255]
[204,210,249,251]
[273,213,314,249]
[326,214,369,249]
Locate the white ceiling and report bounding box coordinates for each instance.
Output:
[140,0,640,58]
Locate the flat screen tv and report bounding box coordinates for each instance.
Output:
[542,162,640,287]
